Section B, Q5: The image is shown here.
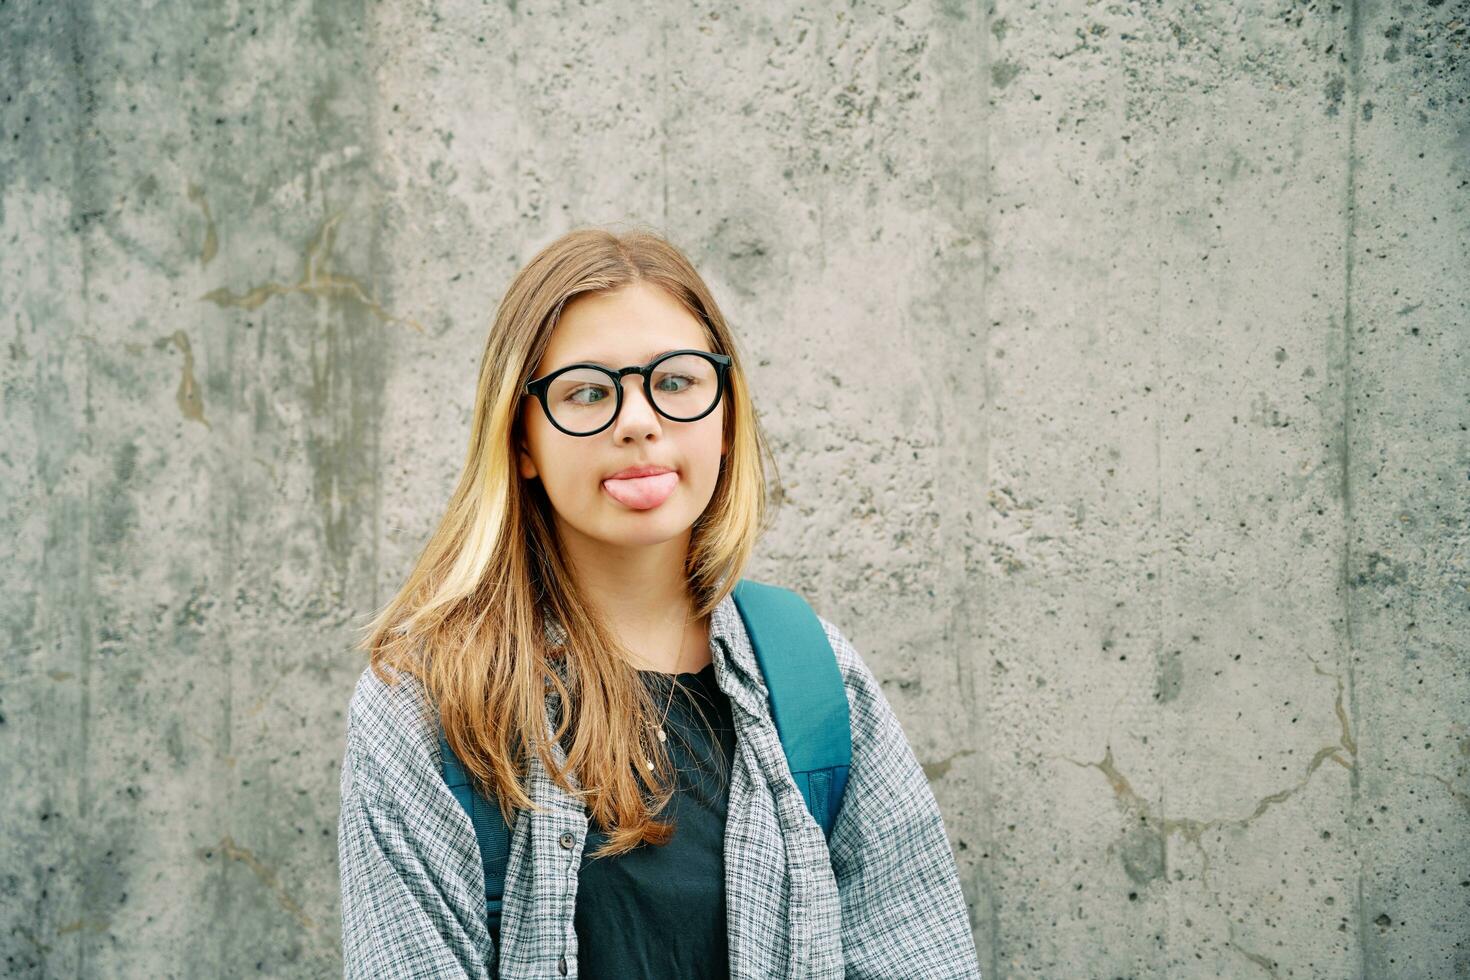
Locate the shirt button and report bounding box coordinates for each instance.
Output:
[558,954,568,975]
[559,831,576,849]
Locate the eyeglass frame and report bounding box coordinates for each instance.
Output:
[522,348,734,437]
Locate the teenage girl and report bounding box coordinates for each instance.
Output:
[338,228,982,979]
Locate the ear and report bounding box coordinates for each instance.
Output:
[517,440,539,480]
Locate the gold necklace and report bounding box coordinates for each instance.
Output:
[640,673,679,771]
[639,623,688,771]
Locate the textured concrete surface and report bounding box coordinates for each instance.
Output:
[2,1,1466,977]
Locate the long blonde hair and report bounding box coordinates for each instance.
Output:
[356,226,781,857]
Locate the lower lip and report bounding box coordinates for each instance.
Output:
[601,471,680,510]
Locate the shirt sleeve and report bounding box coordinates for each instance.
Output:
[820,618,983,980]
[338,729,492,980]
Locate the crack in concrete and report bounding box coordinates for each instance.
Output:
[1058,658,1358,892]
[200,210,425,334]
[1423,772,1470,815]
[15,924,54,955]
[1227,919,1281,978]
[199,834,316,931]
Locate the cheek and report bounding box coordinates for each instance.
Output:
[541,446,590,499]
[522,416,584,494]
[684,418,726,483]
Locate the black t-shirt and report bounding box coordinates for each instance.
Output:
[573,662,736,979]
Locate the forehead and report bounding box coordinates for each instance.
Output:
[540,282,709,370]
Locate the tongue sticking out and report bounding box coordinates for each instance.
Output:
[601,471,679,510]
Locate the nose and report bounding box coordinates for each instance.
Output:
[611,375,661,440]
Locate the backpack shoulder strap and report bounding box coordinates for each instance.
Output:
[437,725,511,949]
[730,577,852,840]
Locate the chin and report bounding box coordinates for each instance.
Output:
[602,502,695,541]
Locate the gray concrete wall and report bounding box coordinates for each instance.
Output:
[2,1,1465,977]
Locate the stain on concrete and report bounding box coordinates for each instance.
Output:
[1354,550,1410,590]
[201,210,425,333]
[1118,818,1166,886]
[186,182,219,266]
[1154,648,1184,703]
[924,748,977,782]
[161,329,209,429]
[96,440,139,548]
[165,718,187,769]
[1325,75,1346,116]
[992,61,1022,89]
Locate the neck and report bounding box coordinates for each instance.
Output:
[556,521,706,673]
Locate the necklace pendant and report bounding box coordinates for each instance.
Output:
[656,727,666,743]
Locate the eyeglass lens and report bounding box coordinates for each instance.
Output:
[544,353,719,434]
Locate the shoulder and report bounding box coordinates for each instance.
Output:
[342,661,442,805]
[811,614,911,758]
[814,613,878,691]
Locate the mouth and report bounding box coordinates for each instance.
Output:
[605,464,676,480]
[601,468,680,510]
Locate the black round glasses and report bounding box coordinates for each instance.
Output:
[523,348,733,437]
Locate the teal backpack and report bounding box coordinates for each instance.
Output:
[436,578,853,947]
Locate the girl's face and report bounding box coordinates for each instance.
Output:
[517,282,728,551]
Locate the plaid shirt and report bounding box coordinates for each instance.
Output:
[338,590,981,979]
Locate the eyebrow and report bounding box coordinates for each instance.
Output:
[551,347,707,371]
